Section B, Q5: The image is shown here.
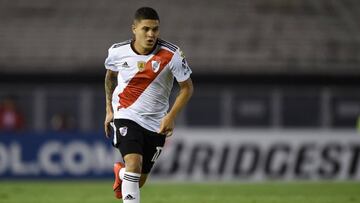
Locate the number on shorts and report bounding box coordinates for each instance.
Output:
[151,147,163,162]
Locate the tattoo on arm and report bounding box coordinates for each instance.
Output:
[105,70,117,109]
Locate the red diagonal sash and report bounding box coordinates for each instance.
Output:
[118,49,174,109]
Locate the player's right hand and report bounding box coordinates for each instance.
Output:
[104,112,113,138]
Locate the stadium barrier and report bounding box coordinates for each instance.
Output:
[0,130,359,181]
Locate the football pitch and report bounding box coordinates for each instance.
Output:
[0,181,359,203]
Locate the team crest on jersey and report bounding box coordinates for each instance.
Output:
[137,61,146,72]
[151,60,161,73]
[119,126,128,136]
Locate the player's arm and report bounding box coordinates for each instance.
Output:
[104,69,118,138]
[159,78,193,136]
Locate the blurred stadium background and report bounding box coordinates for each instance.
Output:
[1,0,360,202]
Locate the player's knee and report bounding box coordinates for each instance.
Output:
[124,156,142,173]
[125,162,142,173]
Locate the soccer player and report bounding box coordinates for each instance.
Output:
[103,7,193,203]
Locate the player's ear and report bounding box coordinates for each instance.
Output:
[132,20,138,35]
[132,24,136,35]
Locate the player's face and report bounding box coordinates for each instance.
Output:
[132,19,160,54]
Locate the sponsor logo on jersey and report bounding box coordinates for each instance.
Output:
[137,61,146,72]
[151,60,161,73]
[182,58,190,75]
[119,127,128,136]
[121,62,130,68]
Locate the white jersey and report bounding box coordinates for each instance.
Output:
[104,39,192,132]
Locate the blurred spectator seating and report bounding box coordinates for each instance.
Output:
[0,0,359,74]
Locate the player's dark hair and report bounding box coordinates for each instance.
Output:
[134,7,160,22]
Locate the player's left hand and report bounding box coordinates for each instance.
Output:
[159,114,175,137]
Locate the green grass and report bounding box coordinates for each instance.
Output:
[0,181,359,203]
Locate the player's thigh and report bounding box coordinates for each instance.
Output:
[113,119,144,158]
[141,131,166,174]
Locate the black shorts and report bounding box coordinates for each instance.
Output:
[111,119,166,174]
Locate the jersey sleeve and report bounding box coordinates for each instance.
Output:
[104,46,118,71]
[170,49,192,82]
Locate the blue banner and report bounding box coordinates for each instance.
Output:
[2,130,359,181]
[0,132,120,179]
